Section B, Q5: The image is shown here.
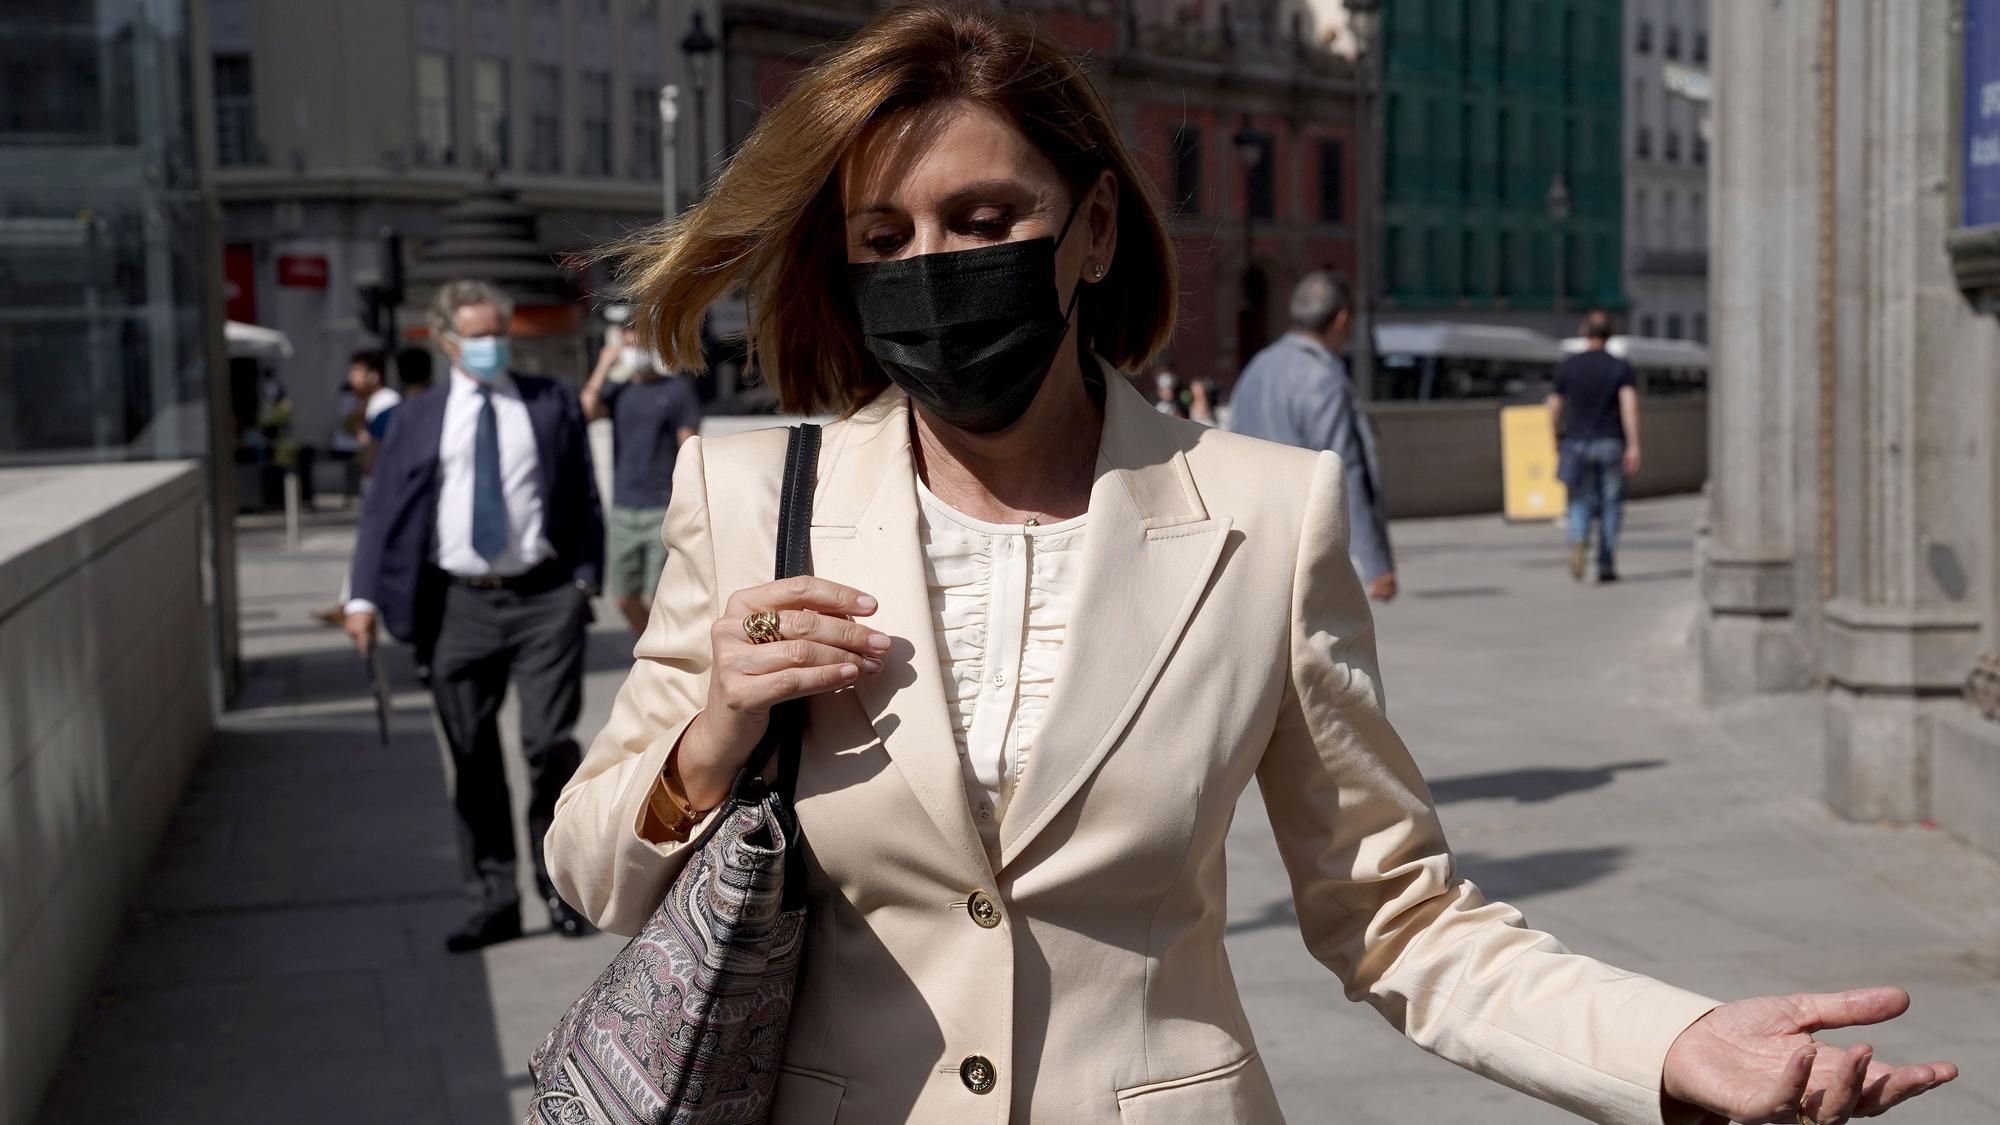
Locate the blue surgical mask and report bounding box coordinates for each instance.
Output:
[453,334,511,383]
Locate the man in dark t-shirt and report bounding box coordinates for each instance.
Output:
[1547,310,1641,583]
[582,341,702,633]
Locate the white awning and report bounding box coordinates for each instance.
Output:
[1560,335,1711,370]
[224,320,294,361]
[1374,322,1565,364]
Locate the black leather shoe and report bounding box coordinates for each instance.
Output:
[548,895,596,939]
[444,907,523,953]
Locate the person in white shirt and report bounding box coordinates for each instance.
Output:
[314,351,409,627]
[344,349,403,477]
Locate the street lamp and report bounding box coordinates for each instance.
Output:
[1546,171,1572,316]
[1344,0,1382,399]
[658,83,680,218]
[680,10,717,197]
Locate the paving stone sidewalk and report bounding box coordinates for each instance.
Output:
[34,497,2000,1123]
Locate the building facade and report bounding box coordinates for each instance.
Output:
[1701,0,2000,860]
[205,0,722,464]
[719,0,1363,389]
[1375,0,1625,348]
[1622,0,1708,342]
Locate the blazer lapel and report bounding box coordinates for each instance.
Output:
[998,376,1231,872]
[811,389,993,879]
[411,379,450,501]
[514,375,558,506]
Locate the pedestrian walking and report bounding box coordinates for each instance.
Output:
[1229,271,1396,601]
[544,5,1954,1123]
[328,379,361,499]
[313,349,404,628]
[1549,309,1642,583]
[345,348,403,475]
[345,279,605,952]
[580,338,702,635]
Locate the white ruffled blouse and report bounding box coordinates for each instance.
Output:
[916,479,1088,861]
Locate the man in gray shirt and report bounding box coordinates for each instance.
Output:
[1229,271,1396,600]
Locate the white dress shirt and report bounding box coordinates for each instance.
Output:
[916,479,1088,862]
[346,368,552,617]
[434,367,553,577]
[362,386,402,424]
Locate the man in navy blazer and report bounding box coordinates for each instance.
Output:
[344,279,604,952]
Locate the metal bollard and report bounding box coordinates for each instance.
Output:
[284,469,301,551]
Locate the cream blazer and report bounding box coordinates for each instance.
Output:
[546,376,1718,1125]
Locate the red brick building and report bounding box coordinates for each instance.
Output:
[720,0,1361,389]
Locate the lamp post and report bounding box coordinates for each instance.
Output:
[658,83,680,218]
[1344,0,1382,399]
[680,10,717,198]
[1546,171,1572,320]
[1234,112,1264,366]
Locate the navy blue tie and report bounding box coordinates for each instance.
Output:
[471,386,507,562]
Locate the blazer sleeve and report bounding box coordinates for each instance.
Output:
[1257,451,1721,1125]
[545,435,723,935]
[347,397,415,609]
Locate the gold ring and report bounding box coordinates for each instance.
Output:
[742,610,783,645]
[1796,1101,1817,1125]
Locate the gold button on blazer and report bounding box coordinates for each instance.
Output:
[546,375,1719,1125]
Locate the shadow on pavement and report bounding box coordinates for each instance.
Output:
[586,626,642,676]
[229,602,637,714]
[1223,845,1630,937]
[1610,567,1696,584]
[1406,585,1506,600]
[1452,846,1629,903]
[34,710,517,1123]
[1425,760,1665,805]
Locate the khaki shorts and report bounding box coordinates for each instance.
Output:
[607,504,670,602]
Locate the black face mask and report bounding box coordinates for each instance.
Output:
[847,196,1088,434]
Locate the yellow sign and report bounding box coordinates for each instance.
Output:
[1500,404,1566,521]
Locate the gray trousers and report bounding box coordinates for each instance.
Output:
[428,573,589,913]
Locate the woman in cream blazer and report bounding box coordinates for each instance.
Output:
[547,5,1954,1124]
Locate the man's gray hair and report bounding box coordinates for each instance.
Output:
[428,279,515,340]
[1288,270,1352,333]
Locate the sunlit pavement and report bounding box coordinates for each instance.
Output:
[34,496,2000,1123]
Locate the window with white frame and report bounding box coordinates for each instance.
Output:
[581,71,612,175]
[416,53,455,166]
[529,64,561,172]
[473,58,509,169]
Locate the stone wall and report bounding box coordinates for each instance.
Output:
[1371,397,1709,520]
[0,463,213,1123]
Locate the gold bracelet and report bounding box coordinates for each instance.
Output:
[648,757,709,840]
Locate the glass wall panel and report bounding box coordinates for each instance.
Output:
[0,0,213,466]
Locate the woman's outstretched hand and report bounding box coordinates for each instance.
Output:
[1661,987,1956,1123]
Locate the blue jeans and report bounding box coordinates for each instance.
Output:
[1563,438,1627,568]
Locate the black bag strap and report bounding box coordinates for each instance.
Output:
[735,423,819,806]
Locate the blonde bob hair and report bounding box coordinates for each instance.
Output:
[611,1,1178,416]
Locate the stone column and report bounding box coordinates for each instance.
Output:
[1697,0,1823,702]
[1822,1,1996,822]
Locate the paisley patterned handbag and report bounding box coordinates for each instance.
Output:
[528,424,821,1125]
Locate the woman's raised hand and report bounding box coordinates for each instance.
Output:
[674,576,890,809]
[1661,987,1956,1123]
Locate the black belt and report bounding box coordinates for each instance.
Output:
[447,560,566,594]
